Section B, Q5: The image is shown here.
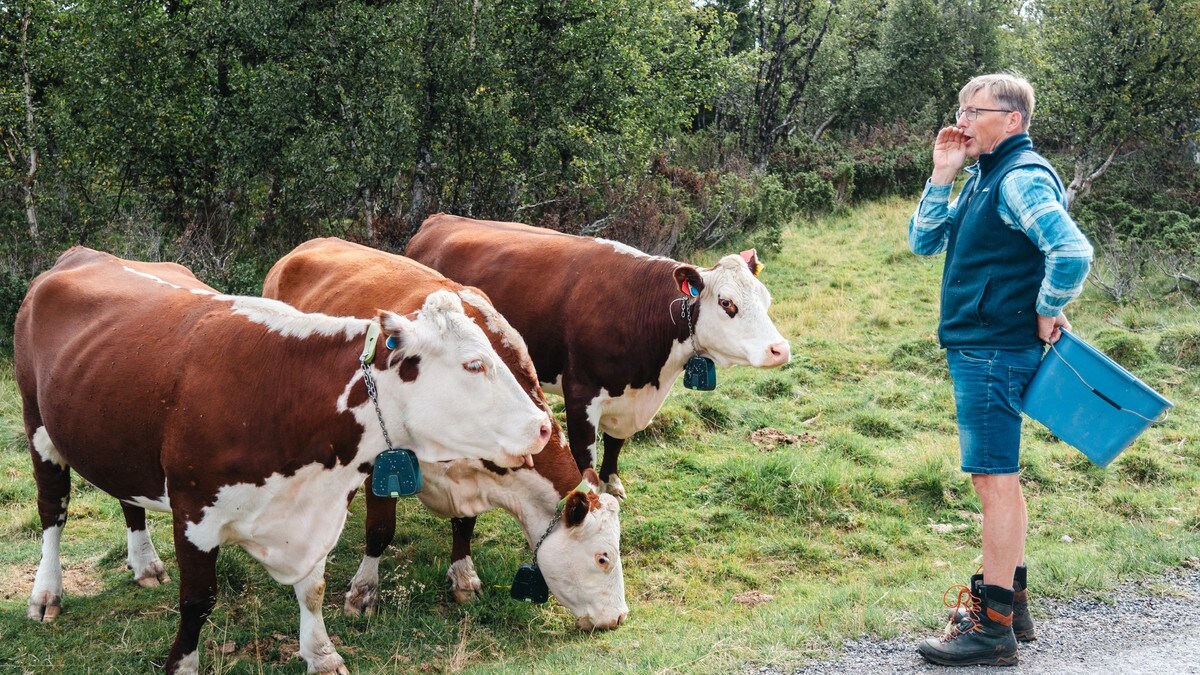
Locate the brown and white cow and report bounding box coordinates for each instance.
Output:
[263,237,628,631]
[406,214,792,497]
[15,247,551,674]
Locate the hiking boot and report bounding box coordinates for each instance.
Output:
[919,580,1018,667]
[949,567,1035,642]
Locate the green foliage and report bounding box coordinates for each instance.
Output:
[1092,330,1156,369]
[1156,325,1200,369]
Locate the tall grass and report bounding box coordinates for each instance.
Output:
[1,197,1197,673]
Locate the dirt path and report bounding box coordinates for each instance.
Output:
[760,563,1200,675]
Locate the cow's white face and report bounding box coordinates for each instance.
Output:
[376,290,550,467]
[537,490,628,631]
[684,250,791,369]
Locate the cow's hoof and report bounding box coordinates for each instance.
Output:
[447,557,483,603]
[343,583,378,617]
[27,594,61,622]
[135,560,170,587]
[309,650,347,675]
[603,475,626,500]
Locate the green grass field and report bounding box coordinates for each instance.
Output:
[1,196,1197,673]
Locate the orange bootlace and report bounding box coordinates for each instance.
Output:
[940,583,981,641]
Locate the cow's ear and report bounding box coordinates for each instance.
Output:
[673,266,704,297]
[378,310,411,352]
[582,467,601,491]
[562,491,590,528]
[739,249,763,276]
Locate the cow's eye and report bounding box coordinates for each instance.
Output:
[463,359,486,373]
[595,552,611,571]
[719,299,732,309]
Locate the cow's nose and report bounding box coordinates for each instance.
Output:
[766,340,791,366]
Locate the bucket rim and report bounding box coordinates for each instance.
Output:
[1054,329,1173,409]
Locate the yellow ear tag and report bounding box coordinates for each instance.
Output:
[754,262,765,276]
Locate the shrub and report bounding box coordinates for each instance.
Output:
[1092,329,1156,369]
[1156,325,1200,369]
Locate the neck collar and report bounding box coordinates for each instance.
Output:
[978,132,1032,174]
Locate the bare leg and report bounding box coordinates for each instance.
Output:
[973,473,1025,590]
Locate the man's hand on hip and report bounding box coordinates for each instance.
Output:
[1037,312,1071,344]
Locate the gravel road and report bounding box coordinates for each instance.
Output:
[754,562,1200,675]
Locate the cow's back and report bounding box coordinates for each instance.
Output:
[407,215,679,384]
[264,237,457,319]
[15,248,217,498]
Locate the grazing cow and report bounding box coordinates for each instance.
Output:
[263,237,628,631]
[15,247,551,675]
[406,214,792,497]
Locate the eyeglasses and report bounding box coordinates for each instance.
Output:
[955,107,1014,122]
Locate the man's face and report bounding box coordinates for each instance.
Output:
[956,90,1020,159]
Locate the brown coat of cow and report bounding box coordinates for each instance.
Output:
[263,237,628,630]
[15,247,549,674]
[406,214,791,496]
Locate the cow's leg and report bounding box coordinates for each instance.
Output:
[563,382,601,473]
[294,557,348,675]
[27,426,69,622]
[598,433,627,499]
[447,516,482,603]
[121,503,170,587]
[345,490,394,617]
[166,519,218,675]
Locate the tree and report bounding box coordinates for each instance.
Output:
[1028,0,1200,208]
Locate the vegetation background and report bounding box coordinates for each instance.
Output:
[0,0,1198,672]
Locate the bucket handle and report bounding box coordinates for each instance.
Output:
[1048,339,1170,425]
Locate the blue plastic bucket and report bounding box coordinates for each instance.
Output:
[1022,329,1173,467]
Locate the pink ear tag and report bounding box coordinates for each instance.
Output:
[682,280,699,297]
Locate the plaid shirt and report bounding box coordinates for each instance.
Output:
[908,165,1093,317]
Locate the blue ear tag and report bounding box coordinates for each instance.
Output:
[683,281,699,297]
[371,449,423,498]
[683,355,717,390]
[385,335,399,350]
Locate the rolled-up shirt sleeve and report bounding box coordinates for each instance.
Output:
[908,179,957,256]
[997,168,1094,317]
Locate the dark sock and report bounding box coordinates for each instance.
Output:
[986,585,1015,607]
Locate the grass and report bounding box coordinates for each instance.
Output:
[1,195,1198,673]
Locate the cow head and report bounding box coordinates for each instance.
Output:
[536,470,627,631]
[673,249,790,369]
[375,290,551,467]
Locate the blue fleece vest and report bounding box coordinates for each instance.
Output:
[938,133,1065,349]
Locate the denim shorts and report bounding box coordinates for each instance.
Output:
[945,347,1044,475]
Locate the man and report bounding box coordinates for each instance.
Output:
[908,73,1093,666]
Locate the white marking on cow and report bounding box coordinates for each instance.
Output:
[124,490,171,513]
[543,374,565,397]
[31,427,65,468]
[537,492,628,630]
[294,558,345,673]
[28,525,63,621]
[127,527,168,586]
[589,341,692,440]
[344,555,381,616]
[595,238,673,262]
[446,556,483,602]
[227,296,366,341]
[121,266,189,290]
[693,254,790,369]
[175,651,199,675]
[185,462,365,585]
[457,288,539,381]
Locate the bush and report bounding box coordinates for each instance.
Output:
[1092,329,1156,369]
[1156,325,1200,369]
